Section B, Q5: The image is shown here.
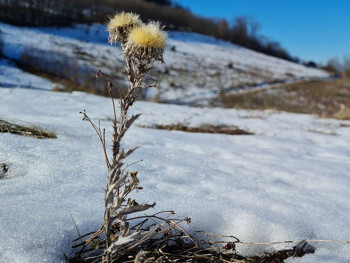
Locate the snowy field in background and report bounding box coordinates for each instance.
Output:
[0,22,330,104]
[0,82,350,262]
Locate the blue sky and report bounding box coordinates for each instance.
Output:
[174,0,349,64]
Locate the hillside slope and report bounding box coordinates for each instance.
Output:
[0,22,330,104]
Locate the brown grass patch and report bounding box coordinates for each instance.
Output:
[215,79,350,120]
[13,49,126,98]
[154,124,253,135]
[333,104,350,120]
[0,119,57,139]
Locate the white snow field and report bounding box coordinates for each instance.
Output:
[0,22,330,104]
[0,83,350,262]
[0,21,349,263]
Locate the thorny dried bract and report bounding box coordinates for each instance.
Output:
[108,12,141,44]
[125,22,167,63]
[108,13,166,75]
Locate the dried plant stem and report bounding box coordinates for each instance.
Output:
[99,57,156,261]
[79,14,167,263]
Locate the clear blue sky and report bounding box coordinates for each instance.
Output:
[174,0,349,64]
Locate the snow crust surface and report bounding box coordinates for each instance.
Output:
[0,86,349,262]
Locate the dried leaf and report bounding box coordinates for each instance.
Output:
[123,147,140,159]
[106,231,149,254]
[126,114,141,129]
[111,202,156,219]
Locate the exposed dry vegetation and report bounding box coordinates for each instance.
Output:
[71,220,315,263]
[322,55,350,76]
[216,79,350,120]
[16,48,126,97]
[0,162,8,179]
[0,119,57,139]
[20,48,95,90]
[154,124,253,135]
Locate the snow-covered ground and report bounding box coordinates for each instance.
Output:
[0,80,350,262]
[0,22,330,104]
[0,21,348,263]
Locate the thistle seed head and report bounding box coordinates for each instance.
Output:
[108,12,141,44]
[124,22,167,62]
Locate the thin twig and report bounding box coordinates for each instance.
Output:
[68,210,83,243]
[99,70,126,99]
[122,159,143,172]
[238,239,350,246]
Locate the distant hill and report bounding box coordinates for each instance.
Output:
[0,0,298,63]
[0,22,329,105]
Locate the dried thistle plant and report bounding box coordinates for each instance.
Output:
[79,12,167,262]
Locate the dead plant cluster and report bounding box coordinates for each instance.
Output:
[0,118,57,139]
[154,124,253,135]
[0,162,8,179]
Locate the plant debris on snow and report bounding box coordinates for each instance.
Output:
[154,124,253,135]
[0,118,57,139]
[69,211,315,263]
